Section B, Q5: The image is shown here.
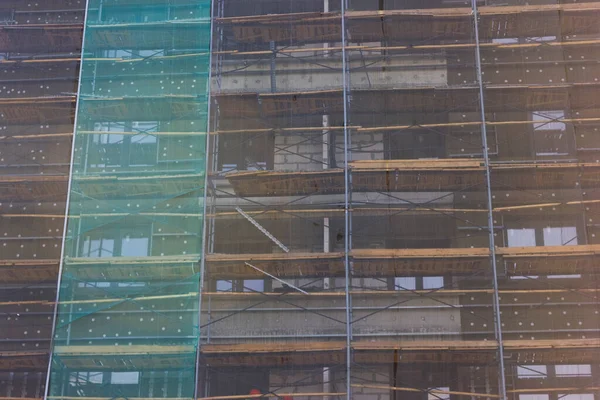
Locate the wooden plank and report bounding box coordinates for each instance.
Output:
[210,207,485,220]
[217,3,600,45]
[0,286,596,308]
[54,345,193,356]
[214,126,348,135]
[351,384,501,399]
[207,252,344,278]
[351,159,483,170]
[0,133,73,140]
[77,130,206,136]
[46,396,348,400]
[494,199,600,212]
[225,160,600,197]
[0,57,79,64]
[201,341,346,354]
[0,398,41,400]
[509,388,600,394]
[498,244,600,257]
[199,339,600,367]
[357,116,600,133]
[64,255,200,281]
[353,340,498,351]
[22,338,599,369]
[499,244,600,275]
[200,338,600,354]
[198,394,345,400]
[208,252,343,262]
[504,338,600,350]
[215,38,600,57]
[352,248,490,276]
[73,173,205,199]
[208,248,489,278]
[353,248,489,258]
[214,84,596,118]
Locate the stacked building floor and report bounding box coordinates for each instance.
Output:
[3,0,600,399]
[0,0,83,398]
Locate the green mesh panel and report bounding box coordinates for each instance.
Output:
[48,1,211,398]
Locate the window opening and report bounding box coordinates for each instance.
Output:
[517,365,547,379]
[555,365,592,377]
[533,111,569,157]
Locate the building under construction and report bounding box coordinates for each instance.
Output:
[2,0,600,399]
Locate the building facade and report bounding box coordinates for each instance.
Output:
[2,0,600,399]
[0,0,84,397]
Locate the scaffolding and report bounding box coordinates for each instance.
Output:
[200,0,600,399]
[44,1,211,400]
[0,0,83,398]
[3,0,600,400]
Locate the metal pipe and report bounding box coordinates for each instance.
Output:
[340,0,352,398]
[42,0,92,398]
[193,0,216,397]
[244,262,308,294]
[471,1,507,399]
[194,0,215,399]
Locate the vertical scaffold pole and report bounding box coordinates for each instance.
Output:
[194,0,216,397]
[43,1,92,398]
[471,1,508,399]
[340,0,352,398]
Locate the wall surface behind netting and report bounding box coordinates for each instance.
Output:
[37,0,600,399]
[0,0,83,397]
[47,0,211,398]
[200,0,600,399]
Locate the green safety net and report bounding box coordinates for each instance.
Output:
[48,0,211,399]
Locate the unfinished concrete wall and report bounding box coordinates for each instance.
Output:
[201,293,463,342]
[214,54,447,93]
